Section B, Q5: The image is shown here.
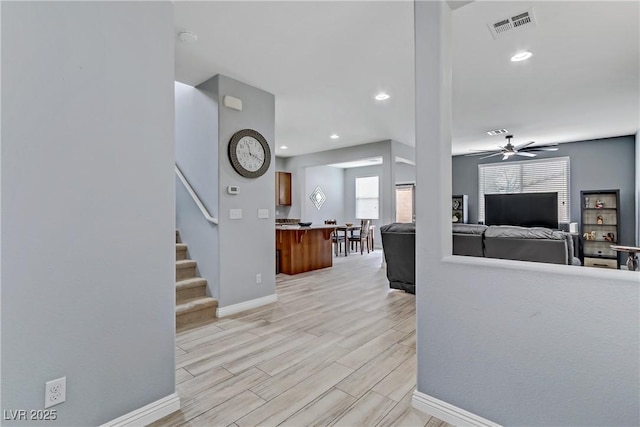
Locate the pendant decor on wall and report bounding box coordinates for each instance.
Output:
[309,186,326,210]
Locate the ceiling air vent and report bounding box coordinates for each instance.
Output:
[488,8,537,39]
[486,129,509,136]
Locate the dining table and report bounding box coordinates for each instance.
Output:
[334,224,375,256]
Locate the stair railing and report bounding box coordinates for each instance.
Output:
[175,164,219,225]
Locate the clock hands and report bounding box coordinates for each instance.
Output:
[247,145,264,162]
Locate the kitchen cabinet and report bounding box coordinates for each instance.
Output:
[276,171,291,206]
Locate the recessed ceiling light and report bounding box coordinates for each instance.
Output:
[330,134,339,140]
[511,51,532,62]
[280,145,288,149]
[375,92,390,101]
[178,31,198,43]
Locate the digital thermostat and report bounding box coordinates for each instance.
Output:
[227,185,239,195]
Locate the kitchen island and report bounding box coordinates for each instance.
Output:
[276,225,336,274]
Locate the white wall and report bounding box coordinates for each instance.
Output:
[275,156,287,171]
[175,82,220,299]
[1,2,175,425]
[280,140,415,246]
[395,163,416,184]
[304,166,345,224]
[344,165,385,248]
[175,75,276,308]
[282,140,394,221]
[215,75,276,307]
[414,2,639,426]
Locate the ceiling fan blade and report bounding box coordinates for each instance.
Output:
[479,152,505,160]
[514,140,536,150]
[515,152,537,157]
[502,154,509,161]
[522,143,558,149]
[526,147,559,152]
[465,151,495,156]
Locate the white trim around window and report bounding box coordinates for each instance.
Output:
[478,156,570,224]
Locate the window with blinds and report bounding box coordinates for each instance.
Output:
[355,176,379,219]
[478,157,570,224]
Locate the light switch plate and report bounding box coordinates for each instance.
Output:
[229,209,242,219]
[258,209,269,219]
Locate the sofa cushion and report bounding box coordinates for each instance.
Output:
[452,224,487,235]
[564,233,575,264]
[485,225,565,240]
[380,222,415,234]
[453,233,484,257]
[452,224,486,257]
[484,225,570,265]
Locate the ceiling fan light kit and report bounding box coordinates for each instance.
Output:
[466,134,559,161]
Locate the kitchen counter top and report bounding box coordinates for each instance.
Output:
[276,224,337,230]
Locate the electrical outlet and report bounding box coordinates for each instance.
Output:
[256,273,262,284]
[45,377,66,408]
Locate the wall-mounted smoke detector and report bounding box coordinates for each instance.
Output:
[487,8,537,39]
[486,128,509,136]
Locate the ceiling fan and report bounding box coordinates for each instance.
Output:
[466,135,559,160]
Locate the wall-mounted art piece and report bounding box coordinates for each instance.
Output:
[309,186,326,210]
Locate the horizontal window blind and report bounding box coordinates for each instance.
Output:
[478,157,570,224]
[356,176,379,219]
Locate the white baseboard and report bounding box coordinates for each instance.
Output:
[216,293,278,317]
[412,390,501,427]
[101,393,180,427]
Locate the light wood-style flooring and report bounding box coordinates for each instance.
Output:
[151,251,450,427]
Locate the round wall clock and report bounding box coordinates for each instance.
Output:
[228,129,271,178]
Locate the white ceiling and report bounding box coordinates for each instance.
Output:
[174,1,639,158]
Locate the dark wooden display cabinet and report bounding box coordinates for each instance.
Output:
[580,189,620,269]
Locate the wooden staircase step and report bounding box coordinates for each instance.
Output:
[176,296,218,329]
[176,243,188,261]
[174,230,216,328]
[176,277,207,304]
[176,259,197,281]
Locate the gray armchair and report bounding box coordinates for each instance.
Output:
[380,223,415,294]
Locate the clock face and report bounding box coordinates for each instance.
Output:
[228,129,271,178]
[236,136,265,172]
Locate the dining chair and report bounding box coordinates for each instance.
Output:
[348,219,372,254]
[324,219,344,254]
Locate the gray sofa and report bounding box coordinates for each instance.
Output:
[380,223,580,294]
[451,224,486,257]
[380,223,415,294]
[453,224,581,266]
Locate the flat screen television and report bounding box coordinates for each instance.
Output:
[485,192,558,229]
